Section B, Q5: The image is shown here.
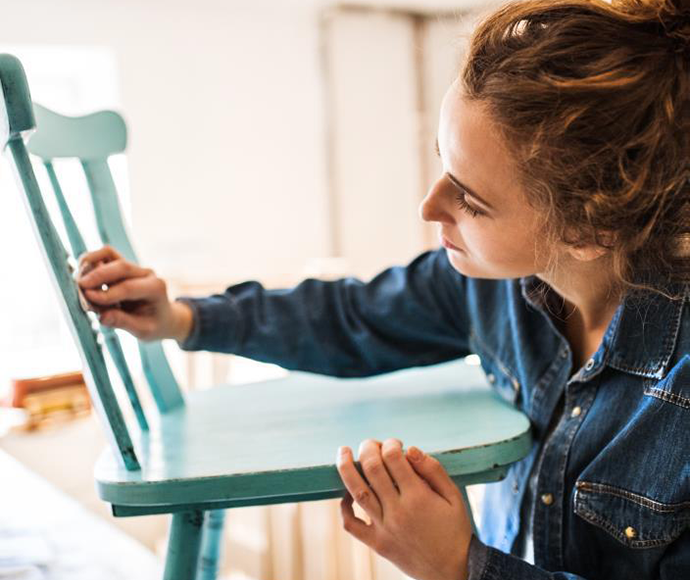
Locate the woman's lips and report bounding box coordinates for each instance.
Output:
[441,236,464,252]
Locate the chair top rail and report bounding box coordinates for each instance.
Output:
[30,103,126,160]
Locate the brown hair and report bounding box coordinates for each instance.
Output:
[461,0,690,298]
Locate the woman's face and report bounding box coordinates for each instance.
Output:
[420,83,552,279]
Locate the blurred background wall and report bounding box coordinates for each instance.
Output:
[0,1,499,578]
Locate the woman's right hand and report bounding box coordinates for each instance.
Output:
[76,245,193,343]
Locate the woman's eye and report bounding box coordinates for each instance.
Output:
[455,192,481,218]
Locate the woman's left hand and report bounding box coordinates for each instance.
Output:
[336,438,473,580]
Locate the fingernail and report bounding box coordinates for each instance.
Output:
[338,446,348,460]
[408,446,423,462]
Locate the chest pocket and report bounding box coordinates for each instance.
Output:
[573,480,690,549]
[469,332,521,406]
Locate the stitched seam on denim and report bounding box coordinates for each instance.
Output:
[575,506,673,548]
[469,330,520,390]
[607,357,665,377]
[576,481,690,513]
[644,386,690,409]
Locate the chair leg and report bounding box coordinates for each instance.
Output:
[197,509,226,580]
[163,510,204,580]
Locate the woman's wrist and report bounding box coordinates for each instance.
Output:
[170,300,194,344]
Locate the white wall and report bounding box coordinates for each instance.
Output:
[0,0,330,287]
[324,8,479,277]
[0,0,490,290]
[326,10,424,279]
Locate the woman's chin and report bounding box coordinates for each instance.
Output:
[446,250,475,276]
[446,250,503,279]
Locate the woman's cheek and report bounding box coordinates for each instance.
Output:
[462,226,498,262]
[465,227,535,278]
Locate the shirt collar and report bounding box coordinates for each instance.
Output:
[519,276,689,380]
[605,282,688,379]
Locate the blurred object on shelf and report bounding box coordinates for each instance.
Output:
[3,371,90,430]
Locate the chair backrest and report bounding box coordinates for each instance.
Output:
[29,104,184,414]
[0,53,182,470]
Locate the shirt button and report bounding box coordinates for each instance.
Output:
[487,373,496,384]
[571,406,582,418]
[585,358,595,371]
[540,493,554,506]
[512,480,519,494]
[560,347,568,359]
[512,377,520,392]
[625,526,637,539]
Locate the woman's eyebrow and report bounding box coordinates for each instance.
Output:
[434,138,496,211]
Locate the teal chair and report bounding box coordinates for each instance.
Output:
[0,53,532,580]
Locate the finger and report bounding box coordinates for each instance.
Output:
[337,446,382,523]
[78,259,151,289]
[340,493,375,547]
[406,447,460,504]
[83,275,161,306]
[78,246,122,269]
[98,308,155,339]
[358,439,399,509]
[380,438,420,493]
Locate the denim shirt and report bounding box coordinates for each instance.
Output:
[178,249,690,580]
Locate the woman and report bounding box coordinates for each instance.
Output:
[77,0,690,578]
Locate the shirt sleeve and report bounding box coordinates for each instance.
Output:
[174,249,473,377]
[467,533,689,580]
[467,536,584,580]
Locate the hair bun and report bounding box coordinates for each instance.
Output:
[654,0,690,46]
[617,0,690,48]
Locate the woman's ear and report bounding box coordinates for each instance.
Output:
[564,229,616,262]
[566,244,608,262]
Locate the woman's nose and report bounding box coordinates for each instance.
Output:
[419,176,455,224]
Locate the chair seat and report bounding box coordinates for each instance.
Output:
[95,359,531,514]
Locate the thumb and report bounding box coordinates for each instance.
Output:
[406,446,460,503]
[99,308,156,341]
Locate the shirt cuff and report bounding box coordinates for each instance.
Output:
[174,295,242,353]
[467,535,554,580]
[467,534,491,580]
